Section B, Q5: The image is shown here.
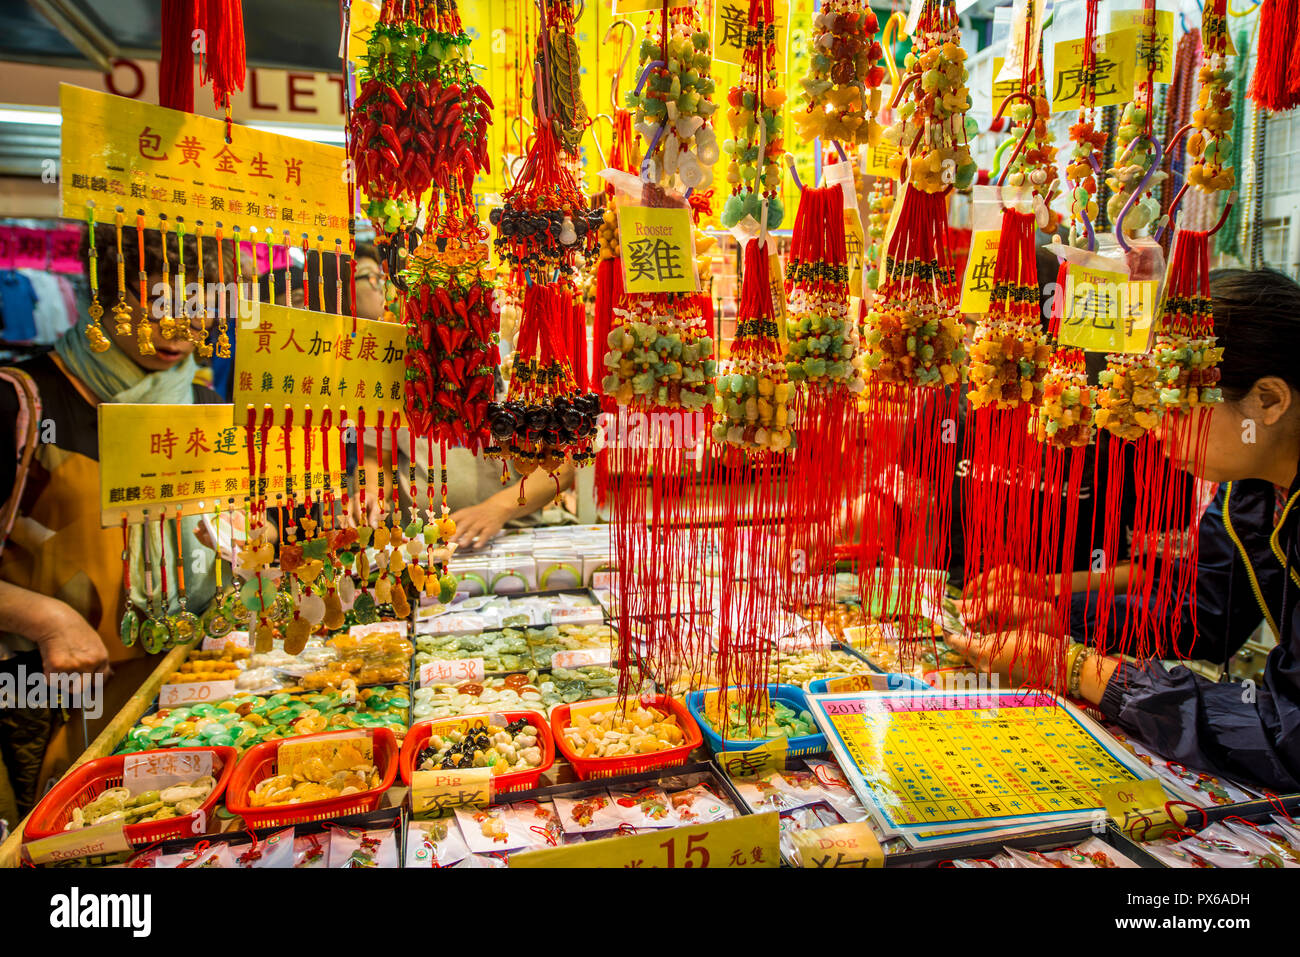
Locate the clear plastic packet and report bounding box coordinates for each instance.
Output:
[293,832,330,868]
[1269,815,1300,851]
[733,771,819,814]
[154,842,237,869]
[779,802,846,865]
[1144,839,1214,868]
[949,852,1016,868]
[668,783,737,825]
[805,758,870,823]
[1220,820,1300,867]
[455,851,510,868]
[454,805,537,854]
[235,828,296,868]
[406,818,470,868]
[508,799,564,851]
[328,825,400,868]
[554,791,623,835]
[610,786,679,829]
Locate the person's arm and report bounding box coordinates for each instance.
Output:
[450,461,576,551]
[1067,562,1134,594]
[0,580,110,677]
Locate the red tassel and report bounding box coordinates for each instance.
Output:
[160,0,196,113]
[197,0,247,109]
[1248,0,1300,111]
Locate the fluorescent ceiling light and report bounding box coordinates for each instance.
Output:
[0,105,62,126]
[244,122,346,145]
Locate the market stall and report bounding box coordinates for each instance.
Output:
[2,0,1300,876]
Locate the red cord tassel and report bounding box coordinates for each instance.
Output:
[160,0,196,113]
[1248,0,1300,111]
[197,0,247,110]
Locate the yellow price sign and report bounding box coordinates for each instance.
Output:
[822,673,898,693]
[1058,265,1156,353]
[991,57,1020,103]
[347,0,381,67]
[616,205,699,294]
[276,733,374,780]
[712,0,790,69]
[1110,8,1174,84]
[97,403,312,525]
[60,85,351,248]
[792,820,884,868]
[1049,29,1137,112]
[958,229,1002,315]
[1101,778,1187,842]
[510,810,780,868]
[411,766,494,816]
[234,303,408,424]
[844,205,867,299]
[865,140,898,180]
[24,820,131,865]
[717,736,789,778]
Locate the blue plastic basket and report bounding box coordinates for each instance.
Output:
[806,672,929,695]
[686,683,827,757]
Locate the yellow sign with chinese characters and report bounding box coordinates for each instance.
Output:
[958,229,1002,315]
[792,820,884,868]
[865,139,898,180]
[1101,777,1186,841]
[235,302,407,425]
[712,0,790,69]
[991,57,1019,103]
[60,84,351,248]
[1111,8,1174,84]
[97,403,314,525]
[411,766,493,817]
[1049,29,1137,112]
[509,810,780,868]
[612,0,668,11]
[717,736,789,778]
[1058,264,1157,353]
[617,205,698,293]
[844,205,867,299]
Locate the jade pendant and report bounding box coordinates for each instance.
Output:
[119,605,141,648]
[140,618,171,654]
[352,591,378,624]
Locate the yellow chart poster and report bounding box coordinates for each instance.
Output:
[60,85,351,248]
[98,403,315,525]
[808,689,1158,849]
[1049,28,1137,112]
[235,302,407,424]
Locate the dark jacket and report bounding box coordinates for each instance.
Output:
[1101,476,1300,793]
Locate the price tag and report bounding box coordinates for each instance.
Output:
[419,657,486,687]
[958,229,1003,315]
[202,630,249,651]
[548,606,605,625]
[1050,28,1137,112]
[716,736,789,779]
[276,732,373,779]
[158,680,237,708]
[509,810,780,868]
[348,620,410,637]
[1101,778,1187,841]
[410,766,493,816]
[591,571,615,589]
[792,821,884,868]
[24,820,131,865]
[617,205,698,294]
[550,648,613,669]
[821,673,897,693]
[123,750,214,793]
[1058,265,1156,353]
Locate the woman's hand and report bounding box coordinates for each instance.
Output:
[32,601,111,679]
[958,565,1059,634]
[946,630,1064,691]
[449,501,511,551]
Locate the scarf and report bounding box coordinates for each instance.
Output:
[54,317,220,624]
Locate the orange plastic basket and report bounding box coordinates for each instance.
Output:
[399,711,555,793]
[24,746,237,845]
[225,727,398,828]
[550,695,702,780]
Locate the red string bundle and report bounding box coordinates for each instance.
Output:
[1247,0,1300,112]
[160,0,196,113]
[196,0,246,110]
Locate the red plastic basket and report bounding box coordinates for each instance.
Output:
[24,746,237,845]
[399,711,554,793]
[226,727,398,828]
[551,695,702,780]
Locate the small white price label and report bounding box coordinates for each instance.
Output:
[202,630,249,651]
[548,607,604,625]
[418,657,486,687]
[550,648,613,669]
[348,620,410,637]
[591,571,615,589]
[158,679,237,708]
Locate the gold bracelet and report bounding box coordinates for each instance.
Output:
[1063,642,1084,693]
[1068,646,1094,699]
